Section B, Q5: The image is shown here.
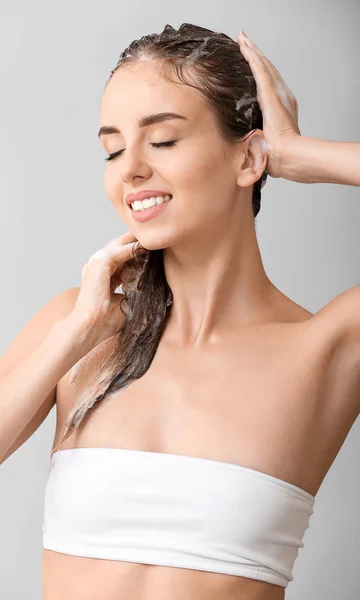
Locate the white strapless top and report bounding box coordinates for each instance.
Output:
[42,447,316,588]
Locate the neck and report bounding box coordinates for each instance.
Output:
[162,200,277,348]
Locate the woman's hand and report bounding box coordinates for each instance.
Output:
[237,30,301,179]
[71,231,148,350]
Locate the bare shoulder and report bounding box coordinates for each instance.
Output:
[276,281,360,348]
[0,286,81,463]
[298,284,360,420]
[0,286,81,381]
[54,286,81,313]
[305,283,360,348]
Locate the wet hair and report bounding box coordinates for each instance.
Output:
[51,22,268,454]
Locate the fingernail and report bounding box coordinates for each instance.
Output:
[242,32,254,47]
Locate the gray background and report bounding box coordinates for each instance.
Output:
[0,0,359,598]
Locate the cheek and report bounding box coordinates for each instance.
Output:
[182,152,237,225]
[179,144,231,200]
[175,145,221,191]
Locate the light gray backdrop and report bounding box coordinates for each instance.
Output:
[0,1,359,598]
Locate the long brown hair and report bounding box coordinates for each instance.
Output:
[51,22,268,454]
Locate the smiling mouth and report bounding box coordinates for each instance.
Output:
[129,195,173,211]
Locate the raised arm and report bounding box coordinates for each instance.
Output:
[307,283,360,422]
[237,30,360,187]
[278,136,360,187]
[236,31,360,422]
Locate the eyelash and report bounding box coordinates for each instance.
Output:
[105,140,178,162]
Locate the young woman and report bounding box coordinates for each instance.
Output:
[1,23,359,600]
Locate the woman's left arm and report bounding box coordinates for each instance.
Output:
[237,31,360,187]
[281,135,360,187]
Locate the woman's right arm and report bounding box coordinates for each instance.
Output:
[0,230,147,465]
[0,287,91,465]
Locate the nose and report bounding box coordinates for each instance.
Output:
[119,145,152,183]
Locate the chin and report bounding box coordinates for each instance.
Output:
[135,237,170,252]
[129,228,176,253]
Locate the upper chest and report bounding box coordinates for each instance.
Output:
[54,320,358,497]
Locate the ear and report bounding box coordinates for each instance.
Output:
[235,129,268,188]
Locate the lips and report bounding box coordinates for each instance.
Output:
[125,190,172,206]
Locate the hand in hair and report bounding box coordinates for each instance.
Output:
[237,30,301,179]
[71,232,147,351]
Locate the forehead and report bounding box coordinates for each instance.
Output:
[99,60,208,127]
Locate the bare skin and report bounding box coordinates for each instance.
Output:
[42,286,360,600]
[41,36,360,600]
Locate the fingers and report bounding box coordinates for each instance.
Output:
[237,32,278,108]
[81,231,146,277]
[237,31,271,77]
[237,31,298,121]
[237,31,281,86]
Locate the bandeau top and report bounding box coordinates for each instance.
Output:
[42,447,315,588]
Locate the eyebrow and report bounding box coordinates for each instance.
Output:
[97,112,188,138]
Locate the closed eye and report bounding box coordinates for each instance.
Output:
[105,140,178,162]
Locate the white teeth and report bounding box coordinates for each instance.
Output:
[131,194,172,211]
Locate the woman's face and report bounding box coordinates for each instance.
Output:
[99,60,246,251]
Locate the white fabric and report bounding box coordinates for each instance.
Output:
[42,447,315,588]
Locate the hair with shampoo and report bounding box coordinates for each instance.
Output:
[51,22,268,454]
